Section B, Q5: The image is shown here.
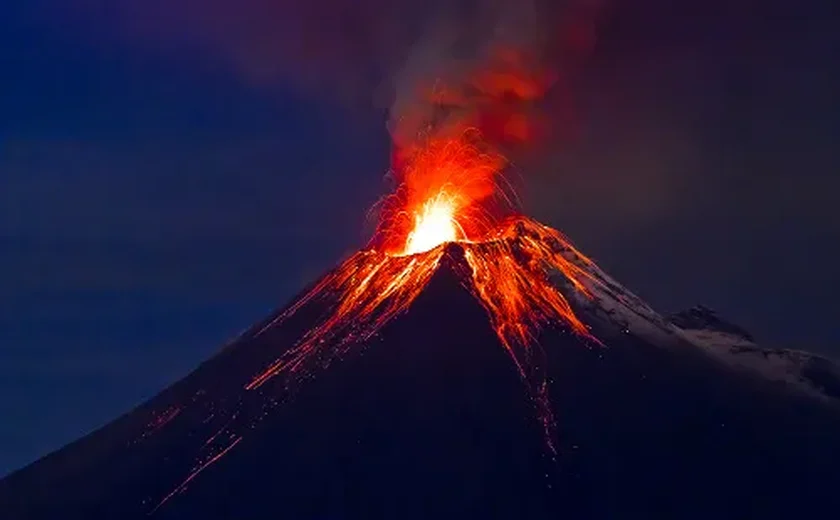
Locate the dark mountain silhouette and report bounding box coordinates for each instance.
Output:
[2,240,839,519]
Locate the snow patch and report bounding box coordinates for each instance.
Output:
[675,326,839,402]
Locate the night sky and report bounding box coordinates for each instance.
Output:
[1,0,838,476]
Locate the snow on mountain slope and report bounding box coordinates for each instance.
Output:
[670,307,840,402]
[551,239,840,402]
[541,229,677,344]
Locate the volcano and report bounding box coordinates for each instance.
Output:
[2,211,840,519]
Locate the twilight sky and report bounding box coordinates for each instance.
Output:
[1,0,838,476]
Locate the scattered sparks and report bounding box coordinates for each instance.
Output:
[151,436,242,514]
[138,406,181,441]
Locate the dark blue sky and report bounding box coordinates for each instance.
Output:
[2,0,838,476]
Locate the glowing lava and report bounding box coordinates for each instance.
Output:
[246,132,605,452]
[403,191,462,255]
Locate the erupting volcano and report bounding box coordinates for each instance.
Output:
[4,130,840,520]
[4,4,840,518]
[245,128,605,453]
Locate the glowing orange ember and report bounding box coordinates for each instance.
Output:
[402,191,462,255]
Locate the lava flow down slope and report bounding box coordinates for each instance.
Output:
[2,129,840,520]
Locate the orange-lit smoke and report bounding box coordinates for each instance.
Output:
[372,129,508,254]
[378,0,604,256]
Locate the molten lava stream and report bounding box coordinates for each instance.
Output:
[246,247,446,390]
[458,217,605,452]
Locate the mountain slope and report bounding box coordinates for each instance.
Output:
[2,242,839,519]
